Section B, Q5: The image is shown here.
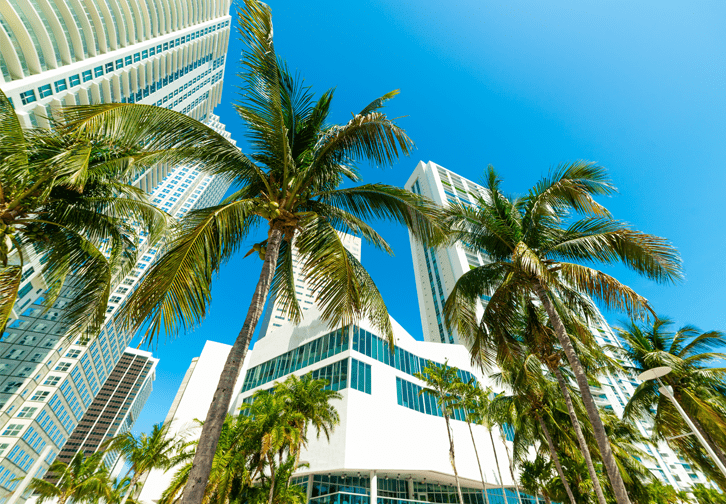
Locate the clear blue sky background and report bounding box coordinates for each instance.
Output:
[131,0,726,435]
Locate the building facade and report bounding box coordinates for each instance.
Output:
[54,348,158,471]
[0,1,234,500]
[404,160,710,492]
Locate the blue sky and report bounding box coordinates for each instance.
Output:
[131,0,726,434]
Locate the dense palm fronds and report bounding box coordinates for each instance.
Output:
[443,163,682,504]
[617,318,726,489]
[0,89,171,339]
[27,451,111,504]
[102,422,189,504]
[161,374,340,504]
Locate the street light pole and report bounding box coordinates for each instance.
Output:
[638,366,726,481]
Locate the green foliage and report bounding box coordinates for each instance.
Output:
[27,451,112,504]
[617,318,726,489]
[0,87,171,339]
[693,483,726,504]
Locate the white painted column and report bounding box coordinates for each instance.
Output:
[8,445,52,504]
[307,474,314,503]
[369,471,377,504]
[407,478,414,500]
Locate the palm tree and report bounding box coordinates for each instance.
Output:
[61,4,444,503]
[617,318,726,487]
[0,88,169,337]
[520,456,554,504]
[451,379,490,504]
[415,362,466,504]
[27,451,111,504]
[444,164,682,504]
[273,374,341,477]
[474,387,509,504]
[103,423,187,504]
[490,355,578,504]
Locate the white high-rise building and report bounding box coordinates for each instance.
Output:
[258,233,362,340]
[0,1,234,500]
[404,160,710,492]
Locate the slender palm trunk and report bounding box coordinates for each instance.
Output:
[499,427,523,504]
[121,472,142,504]
[552,366,607,504]
[673,390,726,469]
[180,228,284,504]
[487,429,507,504]
[443,412,465,504]
[466,420,490,504]
[536,415,576,504]
[543,494,551,504]
[535,285,631,504]
[268,455,276,504]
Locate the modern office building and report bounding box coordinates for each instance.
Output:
[54,348,158,471]
[138,235,539,504]
[404,160,711,492]
[0,1,234,500]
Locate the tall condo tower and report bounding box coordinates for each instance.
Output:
[54,349,158,471]
[0,1,234,500]
[404,160,712,492]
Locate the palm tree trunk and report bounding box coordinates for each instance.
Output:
[443,413,465,504]
[268,455,276,504]
[534,284,631,504]
[466,420,490,504]
[121,473,142,504]
[536,415,576,504]
[552,366,607,504]
[487,429,507,504]
[180,227,284,504]
[673,390,726,469]
[499,426,523,504]
[543,494,551,504]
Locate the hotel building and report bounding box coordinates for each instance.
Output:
[403,160,710,492]
[0,0,234,500]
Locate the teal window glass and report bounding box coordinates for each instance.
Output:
[163,42,168,50]
[115,59,124,69]
[124,56,132,66]
[312,475,369,498]
[350,358,371,394]
[38,85,52,98]
[240,327,350,392]
[142,50,148,58]
[105,63,114,73]
[53,79,67,92]
[94,66,103,77]
[17,283,32,299]
[396,376,473,422]
[81,70,92,82]
[20,90,37,104]
[133,52,140,62]
[149,46,155,56]
[308,359,347,391]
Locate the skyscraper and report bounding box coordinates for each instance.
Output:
[404,160,711,492]
[54,348,158,471]
[0,1,234,500]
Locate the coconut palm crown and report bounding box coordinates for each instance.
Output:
[0,89,170,338]
[443,164,682,504]
[617,318,726,487]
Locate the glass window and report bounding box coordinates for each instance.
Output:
[133,52,140,62]
[37,84,52,98]
[142,50,148,58]
[81,70,92,82]
[116,59,124,69]
[149,46,155,56]
[30,391,49,402]
[2,424,22,436]
[124,56,132,66]
[94,65,103,77]
[65,349,81,358]
[53,79,67,92]
[68,74,80,87]
[163,42,168,50]
[16,407,36,418]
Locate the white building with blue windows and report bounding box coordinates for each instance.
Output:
[0,0,235,501]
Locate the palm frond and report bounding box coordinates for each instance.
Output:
[0,266,22,332]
